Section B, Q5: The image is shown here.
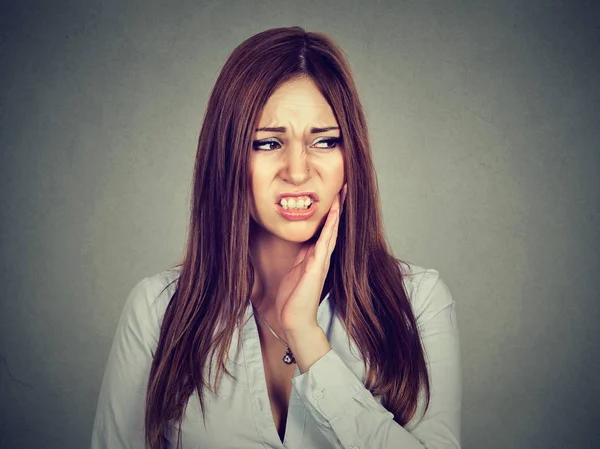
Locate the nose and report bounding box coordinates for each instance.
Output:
[280,141,311,185]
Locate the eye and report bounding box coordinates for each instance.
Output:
[252,136,343,152]
[312,137,342,150]
[252,138,282,151]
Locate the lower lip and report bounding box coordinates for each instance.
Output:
[275,203,317,221]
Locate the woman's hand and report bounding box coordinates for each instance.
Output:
[275,183,347,335]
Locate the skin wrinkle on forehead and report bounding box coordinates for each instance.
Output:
[257,82,339,140]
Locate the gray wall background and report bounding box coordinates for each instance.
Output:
[1,1,598,448]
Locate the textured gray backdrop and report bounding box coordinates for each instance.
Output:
[1,1,599,448]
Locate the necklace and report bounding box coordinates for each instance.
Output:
[253,307,296,365]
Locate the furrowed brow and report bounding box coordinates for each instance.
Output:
[255,126,340,134]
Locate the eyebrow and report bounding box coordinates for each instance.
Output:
[255,126,340,133]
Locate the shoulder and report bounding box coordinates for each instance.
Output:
[117,266,182,347]
[399,261,454,325]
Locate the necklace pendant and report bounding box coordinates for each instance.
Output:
[282,347,296,365]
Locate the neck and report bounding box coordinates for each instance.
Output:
[249,224,303,315]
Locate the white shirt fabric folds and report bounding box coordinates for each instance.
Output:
[91,262,461,448]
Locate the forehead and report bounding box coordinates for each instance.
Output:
[257,77,337,127]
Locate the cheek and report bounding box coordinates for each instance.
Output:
[335,159,345,183]
[337,154,346,185]
[321,152,345,186]
[250,173,267,203]
[248,160,261,198]
[249,164,272,216]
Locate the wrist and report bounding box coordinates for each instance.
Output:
[283,323,322,341]
[285,327,331,374]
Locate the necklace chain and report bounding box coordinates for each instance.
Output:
[253,307,296,365]
[255,309,289,346]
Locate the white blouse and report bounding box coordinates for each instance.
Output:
[91,262,461,448]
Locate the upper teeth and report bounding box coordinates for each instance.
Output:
[280,196,314,209]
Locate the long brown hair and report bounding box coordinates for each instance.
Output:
[145,26,430,449]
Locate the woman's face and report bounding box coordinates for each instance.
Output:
[249,76,345,243]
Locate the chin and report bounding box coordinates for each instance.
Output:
[280,233,315,243]
[276,226,320,243]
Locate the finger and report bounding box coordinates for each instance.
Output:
[312,204,339,267]
[329,185,345,251]
[340,183,347,215]
[332,191,341,212]
[327,209,340,256]
[319,212,340,280]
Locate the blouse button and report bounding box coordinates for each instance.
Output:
[256,398,263,411]
[313,389,324,399]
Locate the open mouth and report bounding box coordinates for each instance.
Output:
[275,200,317,220]
[280,202,314,211]
[276,196,315,211]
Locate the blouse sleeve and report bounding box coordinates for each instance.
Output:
[91,277,165,449]
[290,270,462,449]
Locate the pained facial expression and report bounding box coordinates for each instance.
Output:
[249,76,345,243]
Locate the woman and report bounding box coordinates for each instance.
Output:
[91,26,461,449]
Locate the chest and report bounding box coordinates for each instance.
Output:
[172,303,368,448]
[258,324,298,441]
